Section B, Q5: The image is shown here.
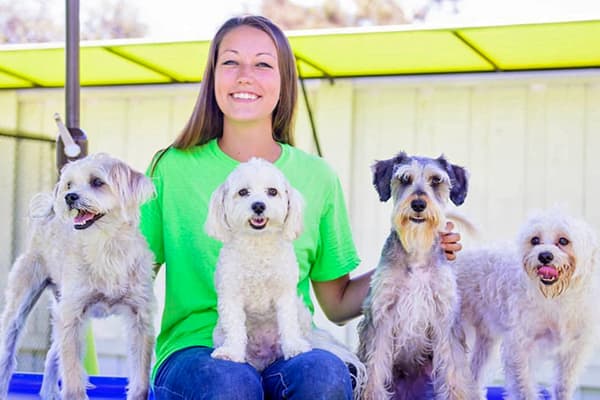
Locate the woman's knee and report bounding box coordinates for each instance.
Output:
[263,349,353,400]
[153,347,262,400]
[298,350,353,398]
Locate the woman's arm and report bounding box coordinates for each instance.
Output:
[312,270,373,325]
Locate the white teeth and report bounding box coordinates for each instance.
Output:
[232,92,257,100]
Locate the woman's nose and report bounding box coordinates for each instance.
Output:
[236,64,253,84]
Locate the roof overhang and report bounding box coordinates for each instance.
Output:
[0,19,599,89]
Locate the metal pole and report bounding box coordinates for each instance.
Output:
[57,0,87,171]
[66,0,80,129]
[295,61,323,157]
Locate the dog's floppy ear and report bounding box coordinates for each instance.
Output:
[205,182,232,243]
[437,155,469,206]
[109,160,156,208]
[283,183,304,240]
[371,151,408,202]
[572,217,600,277]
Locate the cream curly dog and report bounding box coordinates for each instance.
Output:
[357,152,477,400]
[454,208,600,400]
[205,157,366,395]
[0,153,156,400]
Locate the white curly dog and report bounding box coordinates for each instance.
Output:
[454,208,600,400]
[205,157,366,395]
[0,153,156,400]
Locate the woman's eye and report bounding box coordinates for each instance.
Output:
[256,62,272,68]
[558,237,570,246]
[221,59,237,66]
[530,236,541,246]
[238,189,249,197]
[91,178,104,188]
[267,188,278,196]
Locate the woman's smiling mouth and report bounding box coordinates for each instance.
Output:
[232,92,258,100]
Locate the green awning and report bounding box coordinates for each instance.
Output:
[0,19,598,89]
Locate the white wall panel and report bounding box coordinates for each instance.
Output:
[585,83,600,227]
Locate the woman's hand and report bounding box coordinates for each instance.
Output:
[440,221,462,261]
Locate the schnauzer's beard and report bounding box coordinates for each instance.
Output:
[522,251,576,298]
[393,198,442,255]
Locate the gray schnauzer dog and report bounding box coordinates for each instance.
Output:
[357,151,477,400]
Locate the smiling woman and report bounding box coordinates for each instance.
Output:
[140,15,365,400]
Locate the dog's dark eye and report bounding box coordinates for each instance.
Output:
[90,177,104,188]
[267,188,278,197]
[238,188,249,197]
[530,236,541,246]
[431,175,442,186]
[558,237,570,246]
[400,174,412,185]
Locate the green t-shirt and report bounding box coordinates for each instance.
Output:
[140,138,360,379]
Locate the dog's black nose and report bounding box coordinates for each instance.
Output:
[251,201,266,215]
[410,198,427,212]
[538,251,554,265]
[65,192,79,206]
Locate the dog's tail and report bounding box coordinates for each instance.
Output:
[445,209,479,238]
[308,328,367,400]
[28,192,55,220]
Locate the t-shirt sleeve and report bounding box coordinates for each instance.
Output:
[140,157,165,266]
[309,174,360,282]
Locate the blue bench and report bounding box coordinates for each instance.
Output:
[8,373,551,399]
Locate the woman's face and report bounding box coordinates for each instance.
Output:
[215,25,281,127]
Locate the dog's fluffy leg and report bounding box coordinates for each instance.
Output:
[357,311,395,400]
[0,254,49,399]
[553,334,593,400]
[40,336,61,400]
[500,337,538,400]
[469,325,497,396]
[431,320,478,400]
[276,293,311,359]
[124,307,155,400]
[56,302,89,400]
[211,288,248,363]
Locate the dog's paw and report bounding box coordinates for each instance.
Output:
[281,337,311,359]
[39,388,61,400]
[125,388,150,400]
[60,389,89,400]
[211,346,246,363]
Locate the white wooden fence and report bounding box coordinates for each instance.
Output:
[1,69,599,396]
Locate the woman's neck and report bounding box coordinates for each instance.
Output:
[219,123,282,163]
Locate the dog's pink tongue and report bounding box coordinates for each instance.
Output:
[74,212,94,224]
[538,266,558,279]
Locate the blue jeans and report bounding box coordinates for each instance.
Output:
[153,346,353,400]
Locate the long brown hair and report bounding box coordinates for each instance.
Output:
[173,15,298,149]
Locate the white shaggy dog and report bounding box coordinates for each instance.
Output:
[205,157,366,395]
[0,153,156,400]
[454,208,600,400]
